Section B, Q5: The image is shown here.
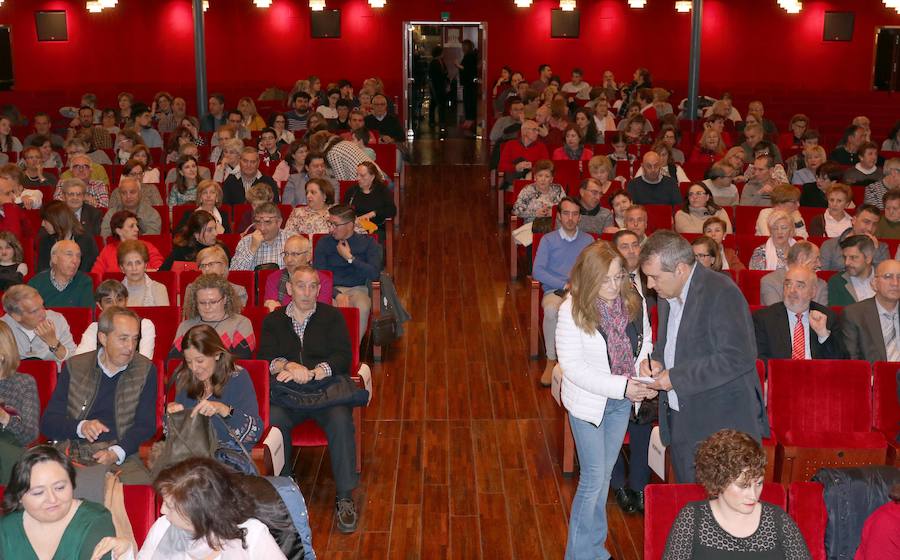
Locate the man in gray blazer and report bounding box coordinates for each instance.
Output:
[640,231,769,482]
[760,241,828,306]
[841,259,900,362]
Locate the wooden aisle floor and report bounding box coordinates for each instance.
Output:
[294,139,645,560]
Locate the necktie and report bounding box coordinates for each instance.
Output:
[629,272,638,290]
[791,313,806,360]
[884,312,900,362]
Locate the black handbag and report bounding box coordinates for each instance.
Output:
[371,310,399,346]
[270,375,369,412]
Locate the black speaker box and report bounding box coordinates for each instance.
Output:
[551,9,579,39]
[311,10,340,39]
[823,12,854,42]
[35,10,68,42]
[0,27,12,90]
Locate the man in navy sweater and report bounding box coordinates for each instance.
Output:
[313,204,382,338]
[626,151,681,206]
[41,307,157,484]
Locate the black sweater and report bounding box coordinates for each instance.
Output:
[258,304,352,379]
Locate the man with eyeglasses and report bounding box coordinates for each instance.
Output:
[498,119,549,188]
[56,178,101,236]
[100,176,161,237]
[263,235,333,311]
[0,285,76,363]
[58,137,110,185]
[222,147,279,205]
[760,241,828,307]
[841,259,900,362]
[864,157,900,211]
[364,94,403,143]
[313,204,382,338]
[53,154,109,209]
[576,178,614,234]
[229,202,287,271]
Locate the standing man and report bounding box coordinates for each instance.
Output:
[639,231,768,482]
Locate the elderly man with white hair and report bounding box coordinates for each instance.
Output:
[0,285,76,362]
[27,240,94,308]
[53,154,109,208]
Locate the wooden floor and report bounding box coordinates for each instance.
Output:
[293,139,645,560]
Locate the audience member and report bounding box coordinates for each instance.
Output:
[91,210,164,276]
[576,178,614,234]
[755,183,808,239]
[173,178,230,234]
[23,112,64,148]
[841,259,900,362]
[876,191,900,239]
[674,182,732,234]
[235,182,276,233]
[739,155,777,207]
[626,151,680,206]
[211,137,242,183]
[882,121,900,151]
[512,159,565,222]
[635,143,688,183]
[864,157,900,209]
[760,241,827,306]
[0,321,40,481]
[613,229,657,308]
[168,154,201,206]
[639,231,766,482]
[284,151,340,207]
[0,285,75,362]
[101,176,162,237]
[364,94,403,142]
[263,235,332,310]
[553,126,593,161]
[223,147,280,205]
[74,279,155,359]
[702,216,745,271]
[54,154,109,208]
[830,124,866,165]
[41,306,157,482]
[117,239,169,307]
[192,245,248,306]
[754,265,845,360]
[792,145,826,191]
[749,210,796,271]
[28,240,93,308]
[200,93,227,132]
[820,204,887,271]
[59,138,110,184]
[624,205,649,243]
[497,120,549,186]
[162,210,224,270]
[345,161,397,243]
[843,142,883,187]
[808,183,854,238]
[285,91,312,133]
[828,235,876,306]
[702,162,739,207]
[36,199,99,273]
[230,202,287,271]
[20,146,56,190]
[691,236,723,272]
[609,189,632,229]
[310,130,385,183]
[0,162,42,209]
[259,266,360,534]
[170,274,254,360]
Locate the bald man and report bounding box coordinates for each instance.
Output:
[626,151,681,206]
[28,240,94,308]
[841,259,900,362]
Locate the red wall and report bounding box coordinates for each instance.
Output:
[0,0,898,116]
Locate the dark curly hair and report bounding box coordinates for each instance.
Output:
[694,429,766,498]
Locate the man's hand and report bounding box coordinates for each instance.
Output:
[639,359,664,378]
[334,293,351,307]
[537,206,552,218]
[515,161,532,172]
[276,362,313,384]
[82,419,110,442]
[809,309,830,339]
[92,449,117,466]
[249,229,264,253]
[865,233,880,249]
[34,319,59,348]
[646,369,673,391]
[759,182,775,195]
[337,240,353,261]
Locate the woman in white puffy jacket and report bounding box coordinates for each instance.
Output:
[556,241,657,560]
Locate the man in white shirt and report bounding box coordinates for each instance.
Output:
[841,259,900,361]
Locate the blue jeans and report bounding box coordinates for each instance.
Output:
[565,398,632,560]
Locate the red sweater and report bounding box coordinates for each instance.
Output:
[854,502,900,560]
[90,240,165,276]
[0,203,31,238]
[498,139,550,175]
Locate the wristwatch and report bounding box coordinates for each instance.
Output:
[48,342,61,352]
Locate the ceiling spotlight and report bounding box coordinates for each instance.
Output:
[86,1,103,12]
[368,0,386,7]
[778,0,802,13]
[560,0,576,10]
[514,0,533,6]
[203,0,209,10]
[99,0,117,7]
[675,0,691,12]
[628,0,647,8]
[310,0,325,9]
[253,0,272,7]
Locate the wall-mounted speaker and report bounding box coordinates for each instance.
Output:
[311,10,340,39]
[0,27,12,91]
[35,11,68,42]
[551,9,579,39]
[823,12,854,42]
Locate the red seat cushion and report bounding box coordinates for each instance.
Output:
[778,430,888,449]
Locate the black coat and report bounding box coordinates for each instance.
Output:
[258,304,352,380]
[753,301,846,361]
[78,204,103,236]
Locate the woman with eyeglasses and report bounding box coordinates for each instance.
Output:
[692,236,724,272]
[194,245,248,307]
[556,242,656,559]
[268,112,296,147]
[674,183,733,234]
[160,210,226,271]
[169,273,255,360]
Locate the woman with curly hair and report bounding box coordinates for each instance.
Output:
[663,429,810,559]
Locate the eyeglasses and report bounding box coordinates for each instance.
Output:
[601,272,627,286]
[876,273,900,281]
[72,164,90,170]
[197,296,225,307]
[253,218,280,226]
[198,261,226,270]
[282,250,310,258]
[688,191,709,197]
[128,170,143,177]
[330,220,353,227]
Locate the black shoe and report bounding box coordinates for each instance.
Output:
[632,490,645,514]
[335,498,359,533]
[613,488,635,513]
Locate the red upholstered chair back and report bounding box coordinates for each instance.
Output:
[17,360,57,413]
[337,306,360,373]
[768,359,873,436]
[140,234,173,256]
[228,270,256,306]
[241,306,270,359]
[218,233,242,255]
[550,159,583,190]
[873,361,900,441]
[48,307,94,346]
[171,204,195,234]
[256,267,281,304]
[734,206,764,235]
[371,143,398,177]
[131,306,182,362]
[236,359,270,427]
[339,181,356,203]
[123,485,157,548]
[734,235,769,263]
[738,269,768,306]
[644,204,674,233]
[788,482,827,560]
[644,483,786,560]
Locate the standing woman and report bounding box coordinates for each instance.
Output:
[556,242,656,559]
[346,161,396,244]
[0,321,40,482]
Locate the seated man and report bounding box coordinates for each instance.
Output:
[820,204,888,271]
[863,157,900,209]
[0,285,76,362]
[225,109,251,140]
[497,119,549,188]
[841,259,900,361]
[489,97,524,144]
[41,306,157,484]
[624,205,649,243]
[753,265,845,361]
[59,137,110,185]
[59,178,102,236]
[829,235,876,306]
[532,197,594,386]
[313,204,382,337]
[222,147,280,205]
[875,189,900,240]
[208,124,236,164]
[282,152,340,207]
[200,93,226,133]
[576,178,614,234]
[263,235,333,311]
[626,151,680,206]
[829,124,866,166]
[760,241,828,306]
[101,176,162,236]
[27,240,93,308]
[364,94,404,143]
[54,154,109,208]
[132,104,163,148]
[739,155,777,207]
[258,266,359,532]
[285,91,312,133]
[23,112,65,149]
[229,202,288,271]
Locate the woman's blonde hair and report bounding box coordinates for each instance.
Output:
[195,180,222,206]
[183,273,242,320]
[588,155,613,176]
[698,129,725,154]
[569,241,641,333]
[0,321,20,379]
[766,209,794,234]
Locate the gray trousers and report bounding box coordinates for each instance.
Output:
[542,292,565,360]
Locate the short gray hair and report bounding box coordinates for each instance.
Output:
[97,306,140,336]
[1,285,40,315]
[60,178,87,194]
[786,241,817,265]
[639,230,695,273]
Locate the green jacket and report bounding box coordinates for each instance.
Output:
[827,271,867,307]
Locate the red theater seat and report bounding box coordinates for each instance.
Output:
[48,307,93,344]
[124,485,158,548]
[101,271,178,304]
[872,361,900,465]
[788,482,827,560]
[131,306,182,362]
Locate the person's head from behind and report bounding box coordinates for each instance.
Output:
[2,285,47,330]
[185,273,239,322]
[178,325,237,400]
[568,241,641,332]
[288,265,321,313]
[624,205,648,239]
[639,230,696,299]
[50,240,82,283]
[282,235,312,273]
[691,236,721,271]
[252,202,282,241]
[873,259,900,307]
[588,155,612,183]
[97,306,141,368]
[328,204,357,242]
[246,182,274,211]
[770,184,800,215]
[852,204,881,236]
[612,230,642,272]
[702,216,728,245]
[154,457,254,548]
[41,199,84,239]
[94,279,128,313]
[694,430,765,512]
[2,445,78,519]
[840,235,875,279]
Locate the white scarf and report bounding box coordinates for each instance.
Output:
[764,237,795,271]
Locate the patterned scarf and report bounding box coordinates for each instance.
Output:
[596,296,633,378]
[564,144,584,161]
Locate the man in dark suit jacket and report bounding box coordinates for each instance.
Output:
[257,265,359,534]
[754,265,846,361]
[221,147,280,205]
[639,231,768,483]
[841,259,900,362]
[59,178,102,236]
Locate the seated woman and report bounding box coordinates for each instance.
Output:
[882,120,900,152]
[238,96,267,131]
[608,132,637,169]
[115,129,143,165]
[161,210,224,271]
[174,179,230,234]
[0,231,27,286]
[843,141,883,187]
[573,108,599,145]
[277,141,310,206]
[37,200,100,273]
[755,184,808,239]
[129,144,161,185]
[0,446,116,559]
[792,145,827,191]
[108,158,164,209]
[284,178,336,235]
[552,126,594,161]
[168,325,262,474]
[703,216,745,272]
[74,279,156,359]
[117,239,169,307]
[92,458,287,560]
[511,159,565,223]
[20,146,56,191]
[674,182,733,234]
[236,182,275,234]
[212,138,243,183]
[170,273,255,360]
[807,183,853,238]
[688,129,726,167]
[165,125,194,164]
[90,210,164,276]
[345,161,397,244]
[657,124,686,164]
[610,188,633,229]
[691,235,724,272]
[586,155,622,204]
[749,210,796,270]
[663,429,810,559]
[635,142,689,183]
[195,245,249,307]
[721,146,749,183]
[269,112,296,146]
[0,321,39,481]
[167,154,201,206]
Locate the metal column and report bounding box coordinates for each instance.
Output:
[192,0,208,119]
[686,0,703,128]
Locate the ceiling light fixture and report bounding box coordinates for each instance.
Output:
[777,0,802,13]
[675,0,691,12]
[368,0,386,7]
[86,1,103,12]
[560,0,576,10]
[628,0,647,8]
[99,0,117,7]
[253,0,272,7]
[309,0,325,9]
[514,0,533,6]
[203,0,209,10]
